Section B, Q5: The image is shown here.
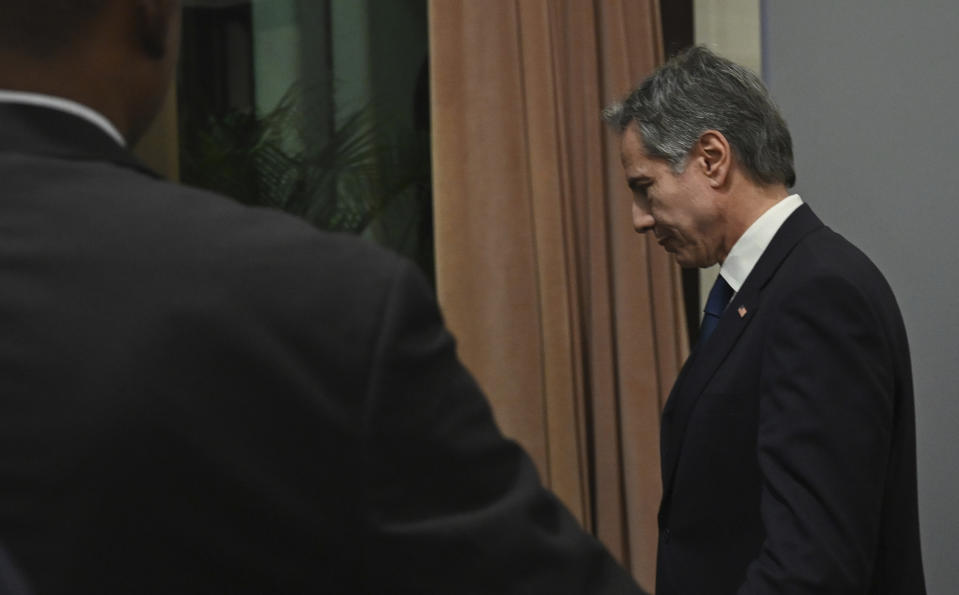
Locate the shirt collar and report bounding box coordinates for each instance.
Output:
[720,194,804,292]
[0,90,126,147]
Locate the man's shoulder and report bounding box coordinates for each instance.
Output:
[93,163,405,282]
[786,224,889,286]
[11,156,415,315]
[73,164,430,369]
[768,221,904,325]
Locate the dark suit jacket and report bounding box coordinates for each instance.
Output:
[0,545,30,595]
[0,103,645,595]
[655,204,925,594]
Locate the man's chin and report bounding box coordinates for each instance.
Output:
[672,253,711,269]
[657,241,710,267]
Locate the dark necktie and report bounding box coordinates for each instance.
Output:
[697,274,734,348]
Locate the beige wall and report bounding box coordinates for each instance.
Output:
[694,0,761,73]
[692,0,760,308]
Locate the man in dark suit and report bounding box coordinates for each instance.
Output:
[603,47,926,594]
[0,1,646,593]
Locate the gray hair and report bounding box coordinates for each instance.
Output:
[603,46,795,188]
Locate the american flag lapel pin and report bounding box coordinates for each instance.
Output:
[738,305,747,318]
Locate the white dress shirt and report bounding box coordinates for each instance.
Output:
[0,89,125,146]
[720,194,804,293]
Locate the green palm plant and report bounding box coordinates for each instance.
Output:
[178,82,433,279]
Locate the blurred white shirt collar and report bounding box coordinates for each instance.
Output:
[0,89,125,147]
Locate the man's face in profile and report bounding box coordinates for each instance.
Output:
[619,124,724,269]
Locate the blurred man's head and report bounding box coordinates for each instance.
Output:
[0,0,181,145]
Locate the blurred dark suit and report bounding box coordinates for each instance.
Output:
[0,103,644,595]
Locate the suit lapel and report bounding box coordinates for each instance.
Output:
[0,103,160,179]
[660,205,825,506]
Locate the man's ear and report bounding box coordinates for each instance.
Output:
[135,0,178,60]
[694,130,732,188]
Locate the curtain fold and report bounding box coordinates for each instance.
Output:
[430,1,685,587]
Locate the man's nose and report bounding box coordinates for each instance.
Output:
[632,202,655,233]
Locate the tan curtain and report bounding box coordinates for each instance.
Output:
[429,0,686,588]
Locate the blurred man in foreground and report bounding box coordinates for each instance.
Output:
[0,1,645,593]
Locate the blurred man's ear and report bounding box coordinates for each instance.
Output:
[135,0,178,60]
